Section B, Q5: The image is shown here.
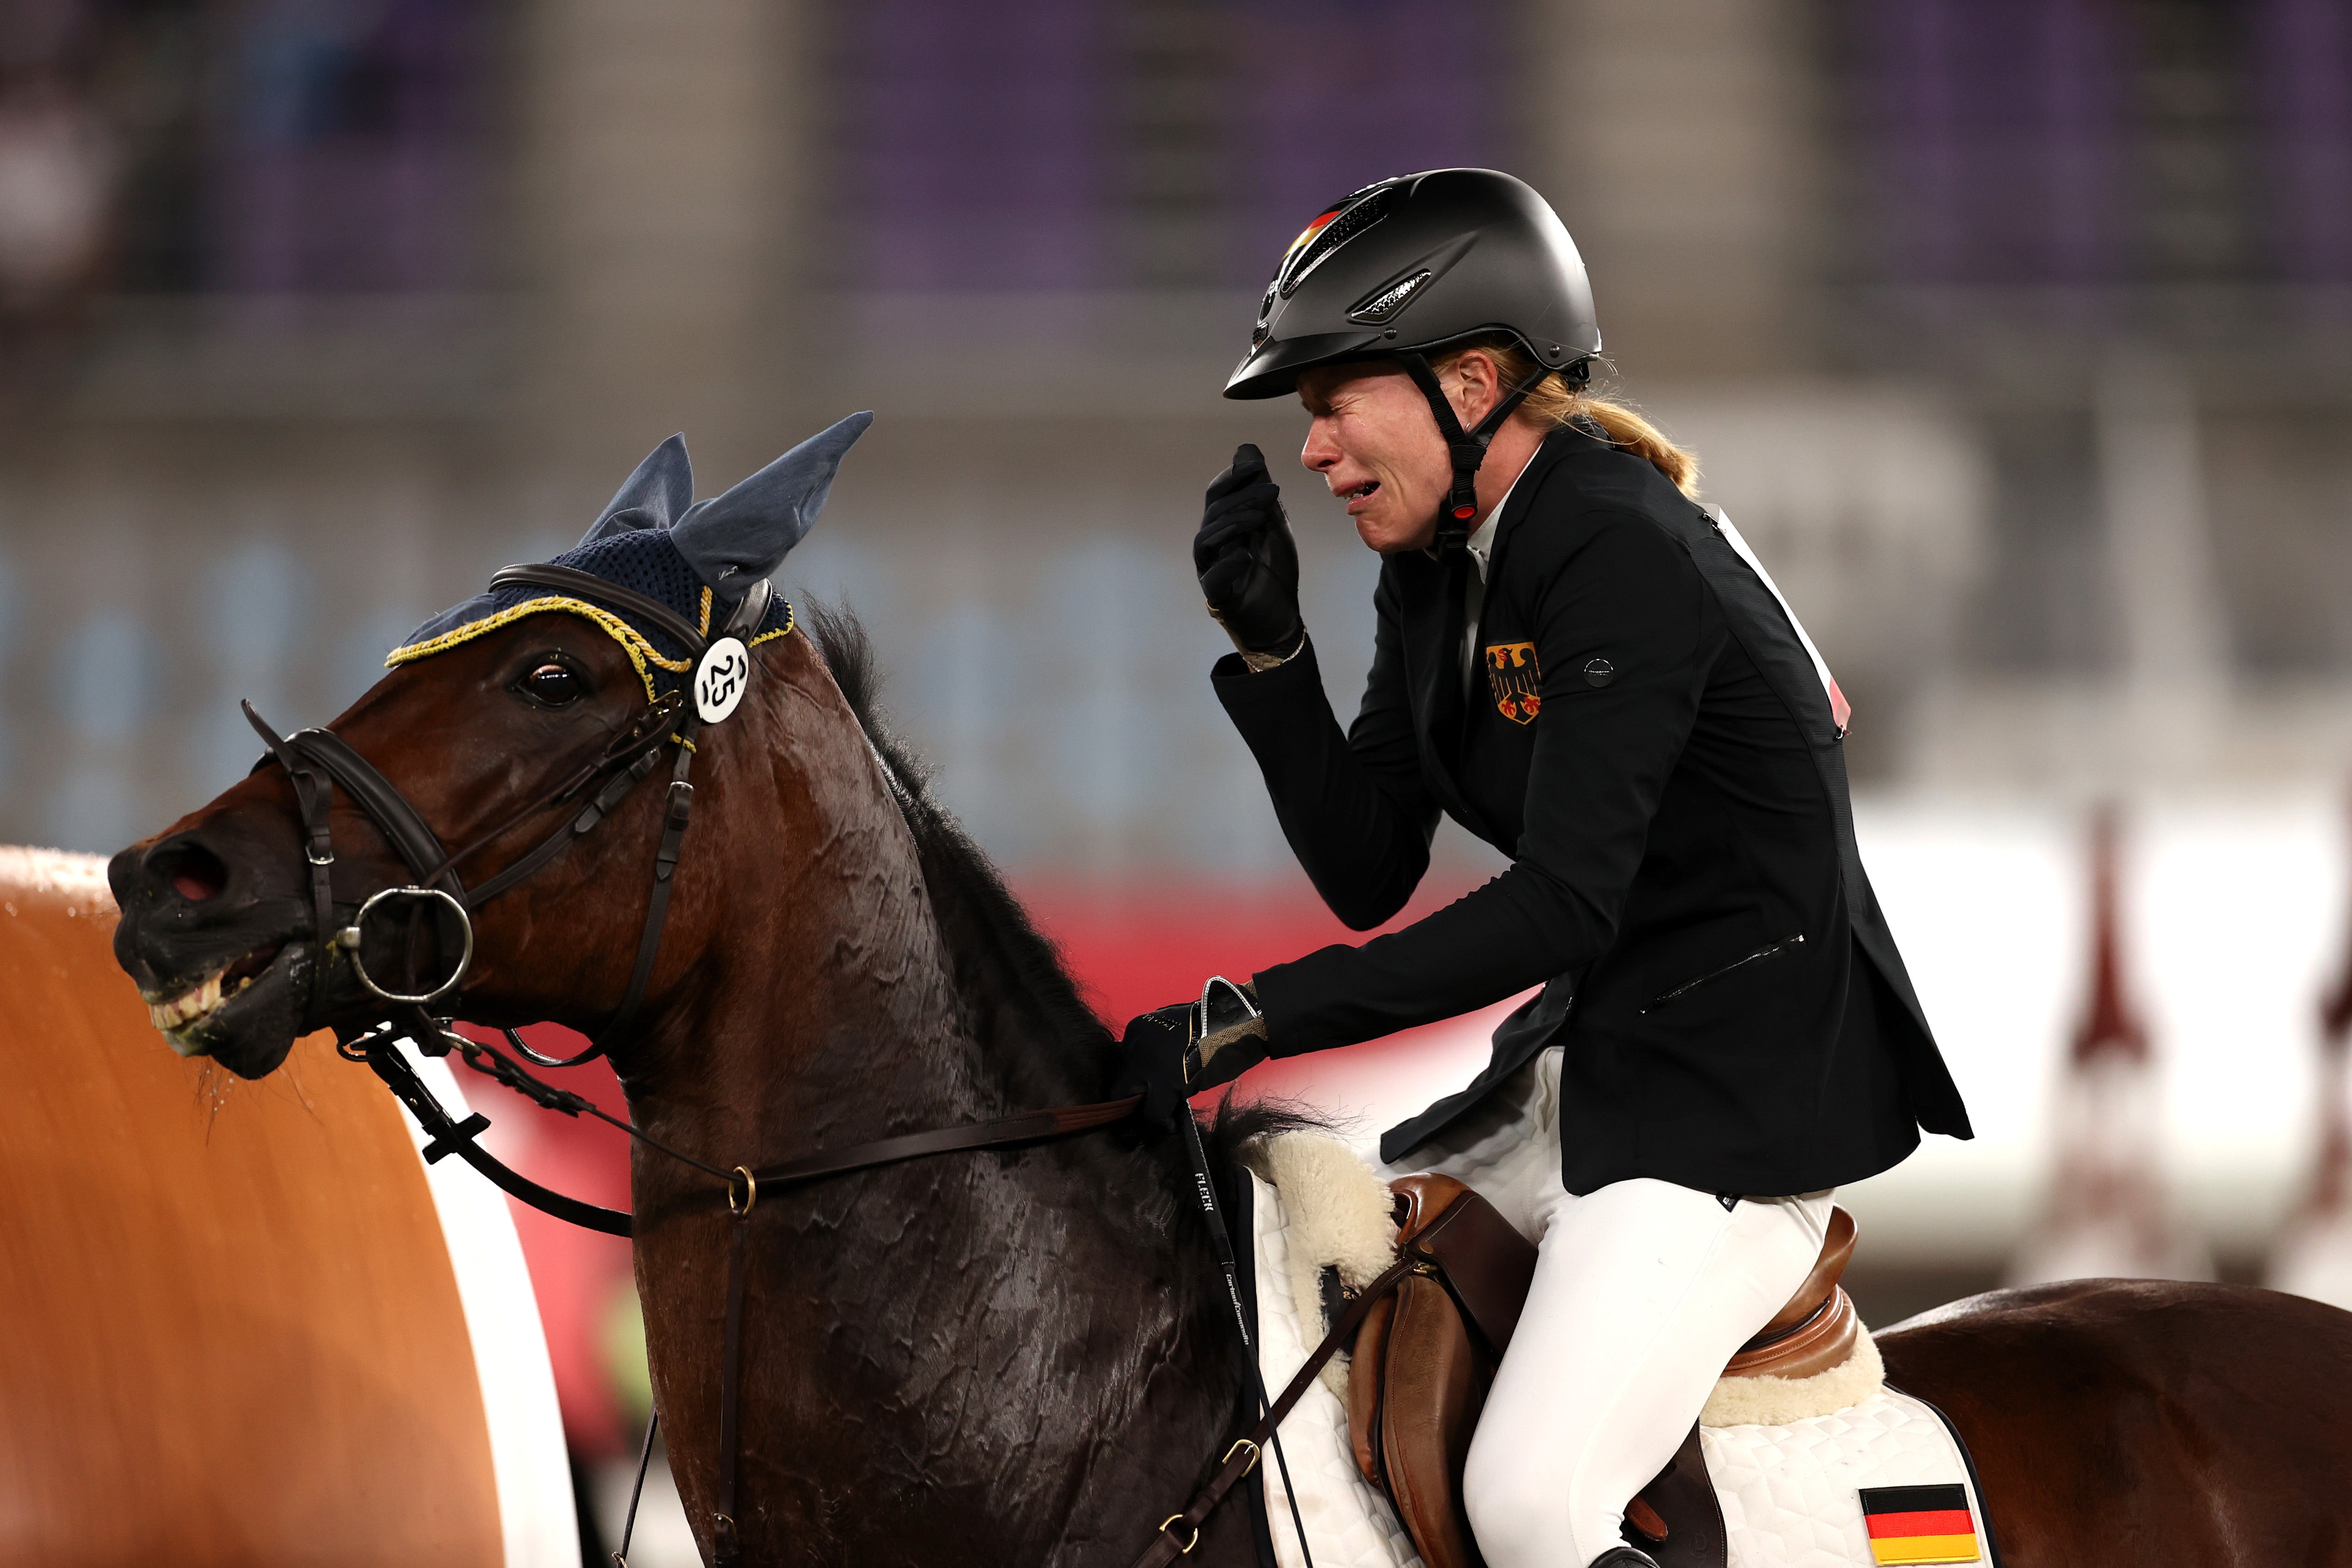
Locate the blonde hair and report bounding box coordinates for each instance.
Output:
[1431,337,1701,499]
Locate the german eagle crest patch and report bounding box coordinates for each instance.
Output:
[1485,642,1541,724]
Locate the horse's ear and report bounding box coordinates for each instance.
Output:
[669,412,873,593]
[579,433,694,546]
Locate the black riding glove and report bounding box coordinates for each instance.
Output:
[1116,979,1271,1130]
[1116,1005,1194,1128]
[1194,443,1303,660]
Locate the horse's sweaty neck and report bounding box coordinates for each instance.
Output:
[614,639,1242,1565]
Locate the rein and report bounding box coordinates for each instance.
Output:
[344,1010,1143,1567]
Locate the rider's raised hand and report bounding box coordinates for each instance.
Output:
[1194,443,1303,659]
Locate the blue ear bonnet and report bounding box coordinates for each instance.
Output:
[389,413,871,699]
[390,530,797,691]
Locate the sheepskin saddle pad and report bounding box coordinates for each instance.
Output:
[1236,1131,1993,1568]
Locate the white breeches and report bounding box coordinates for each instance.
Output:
[1396,1048,1832,1568]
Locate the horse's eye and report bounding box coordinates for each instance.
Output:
[521,663,584,706]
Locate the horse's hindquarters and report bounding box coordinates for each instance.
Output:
[1880,1280,2352,1568]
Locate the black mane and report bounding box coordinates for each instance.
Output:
[799,600,1339,1158]
[799,602,1114,1058]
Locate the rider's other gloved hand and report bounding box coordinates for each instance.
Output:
[1194,443,1303,663]
[1116,980,1272,1130]
[1116,1005,1195,1128]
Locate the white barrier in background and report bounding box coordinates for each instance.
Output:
[398,1043,581,1568]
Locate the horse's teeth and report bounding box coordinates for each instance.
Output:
[149,970,227,1032]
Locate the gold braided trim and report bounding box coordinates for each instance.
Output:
[749,597,796,648]
[386,596,691,703]
[384,592,798,702]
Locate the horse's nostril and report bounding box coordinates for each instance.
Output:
[157,845,229,903]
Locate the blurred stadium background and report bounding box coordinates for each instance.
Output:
[7,0,2352,1557]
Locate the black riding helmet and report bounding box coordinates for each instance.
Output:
[1224,168,1603,548]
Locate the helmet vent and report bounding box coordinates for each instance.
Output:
[1278,185,1396,299]
[1347,270,1430,324]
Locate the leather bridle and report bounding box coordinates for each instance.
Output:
[247,563,761,1063]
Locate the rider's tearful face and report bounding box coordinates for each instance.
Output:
[1297,361,1459,555]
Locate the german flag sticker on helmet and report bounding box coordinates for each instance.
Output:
[1275,183,1397,298]
[1279,207,1343,279]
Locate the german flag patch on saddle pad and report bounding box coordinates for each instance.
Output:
[1858,1485,1981,1565]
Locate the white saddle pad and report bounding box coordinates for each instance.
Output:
[1249,1168,1425,1568]
[1702,1399,1992,1568]
[1246,1170,1991,1568]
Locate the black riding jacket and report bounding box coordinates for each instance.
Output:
[1214,425,1972,1197]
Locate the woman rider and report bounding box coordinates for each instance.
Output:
[1119,169,1972,1568]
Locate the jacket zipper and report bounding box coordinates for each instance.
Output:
[1642,933,1805,1014]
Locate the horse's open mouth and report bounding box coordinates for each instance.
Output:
[144,940,311,1079]
[148,942,279,1034]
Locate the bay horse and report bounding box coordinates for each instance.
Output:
[106,428,2352,1566]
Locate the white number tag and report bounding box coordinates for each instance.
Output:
[694,637,751,724]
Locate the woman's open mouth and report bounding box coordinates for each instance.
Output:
[1340,479,1381,513]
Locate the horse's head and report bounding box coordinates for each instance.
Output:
[109,416,873,1079]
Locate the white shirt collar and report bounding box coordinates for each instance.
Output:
[1464,458,1530,581]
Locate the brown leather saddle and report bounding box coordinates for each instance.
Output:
[1345,1176,1860,1568]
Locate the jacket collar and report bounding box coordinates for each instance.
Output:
[1477,422,1598,586]
[1393,431,1586,840]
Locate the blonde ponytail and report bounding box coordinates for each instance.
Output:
[1432,337,1701,500]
